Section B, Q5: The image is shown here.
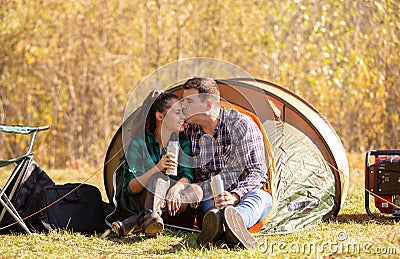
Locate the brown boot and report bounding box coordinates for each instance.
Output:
[143,173,170,237]
[112,212,143,238]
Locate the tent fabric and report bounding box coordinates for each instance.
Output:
[103,78,349,235]
[261,121,336,234]
[226,78,349,209]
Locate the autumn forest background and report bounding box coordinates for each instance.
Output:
[1,0,399,169]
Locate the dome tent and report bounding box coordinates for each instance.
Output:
[103,78,349,234]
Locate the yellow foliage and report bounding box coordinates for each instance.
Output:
[1,0,399,167]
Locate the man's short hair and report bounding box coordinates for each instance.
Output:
[182,77,220,101]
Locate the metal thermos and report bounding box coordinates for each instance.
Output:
[166,132,179,176]
[210,174,224,198]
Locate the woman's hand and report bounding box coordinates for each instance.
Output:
[165,182,185,216]
[214,191,240,209]
[156,152,178,172]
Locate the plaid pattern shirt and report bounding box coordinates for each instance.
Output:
[185,108,268,199]
[123,133,193,195]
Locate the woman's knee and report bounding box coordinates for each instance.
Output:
[147,172,170,189]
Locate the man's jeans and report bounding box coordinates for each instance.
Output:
[197,189,272,229]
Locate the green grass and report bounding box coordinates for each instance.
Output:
[0,153,399,258]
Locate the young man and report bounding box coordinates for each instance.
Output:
[181,77,272,249]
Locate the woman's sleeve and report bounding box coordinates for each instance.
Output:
[123,138,143,195]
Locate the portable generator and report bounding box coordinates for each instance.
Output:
[365,150,400,219]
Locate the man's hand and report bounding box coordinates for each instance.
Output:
[214,191,240,209]
[165,182,185,216]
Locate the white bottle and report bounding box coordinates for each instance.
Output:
[166,132,179,176]
[210,174,224,209]
[210,174,224,197]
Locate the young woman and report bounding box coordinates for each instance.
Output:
[111,90,202,237]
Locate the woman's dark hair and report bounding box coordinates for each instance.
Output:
[145,92,178,135]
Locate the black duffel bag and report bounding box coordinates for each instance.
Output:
[39,183,105,234]
[0,160,54,233]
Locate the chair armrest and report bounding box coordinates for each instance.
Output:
[0,124,50,134]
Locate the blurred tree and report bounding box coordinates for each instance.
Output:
[0,0,399,168]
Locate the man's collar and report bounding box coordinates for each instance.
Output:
[213,108,225,133]
[199,108,224,136]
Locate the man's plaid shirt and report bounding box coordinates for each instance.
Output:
[185,108,268,199]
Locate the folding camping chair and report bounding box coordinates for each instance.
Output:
[0,124,50,234]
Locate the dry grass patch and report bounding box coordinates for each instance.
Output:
[0,153,399,258]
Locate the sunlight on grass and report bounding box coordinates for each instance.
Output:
[0,152,399,258]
